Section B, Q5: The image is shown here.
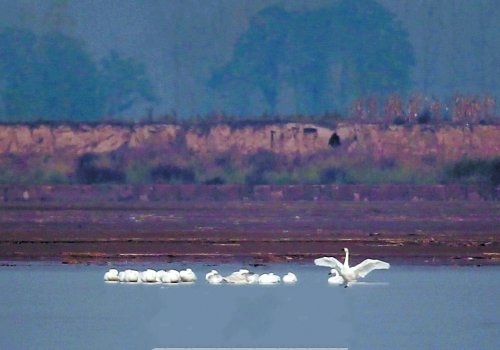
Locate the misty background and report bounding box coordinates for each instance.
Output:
[0,0,498,120]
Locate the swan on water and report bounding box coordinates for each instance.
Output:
[282,272,297,284]
[104,268,119,282]
[114,269,140,283]
[161,269,181,283]
[180,268,197,282]
[156,270,166,282]
[118,270,126,282]
[223,269,251,284]
[141,269,158,283]
[258,273,281,285]
[245,272,260,284]
[205,269,219,280]
[206,270,224,284]
[327,270,344,285]
[315,248,390,287]
[125,269,140,282]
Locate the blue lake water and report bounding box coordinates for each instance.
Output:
[0,262,498,350]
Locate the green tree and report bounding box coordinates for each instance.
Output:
[283,7,340,113]
[209,0,415,115]
[0,28,41,120]
[333,0,415,100]
[37,31,103,120]
[209,6,292,114]
[0,27,156,122]
[99,51,157,117]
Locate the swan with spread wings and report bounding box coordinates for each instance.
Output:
[315,248,390,286]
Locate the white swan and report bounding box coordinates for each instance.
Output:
[161,269,181,283]
[205,269,219,280]
[282,272,297,284]
[223,269,251,284]
[125,269,140,282]
[104,268,119,282]
[118,270,126,282]
[156,269,166,282]
[327,269,344,285]
[258,273,281,285]
[315,248,390,286]
[206,270,224,284]
[245,272,260,284]
[141,269,158,283]
[179,268,197,282]
[117,269,140,283]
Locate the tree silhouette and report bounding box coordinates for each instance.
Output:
[99,51,157,117]
[209,6,291,114]
[37,31,103,120]
[0,27,156,122]
[209,0,415,116]
[0,28,41,120]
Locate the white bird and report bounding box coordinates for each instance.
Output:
[206,270,224,284]
[118,270,126,282]
[315,248,390,287]
[179,268,197,282]
[258,273,281,285]
[245,272,260,284]
[115,269,140,283]
[205,269,219,280]
[141,269,158,283]
[104,268,119,282]
[224,269,251,284]
[156,270,166,282]
[327,270,344,285]
[161,269,181,283]
[125,269,140,283]
[282,272,297,284]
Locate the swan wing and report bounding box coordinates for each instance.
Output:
[351,259,390,278]
[314,257,344,272]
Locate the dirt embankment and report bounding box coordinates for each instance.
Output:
[1,123,500,167]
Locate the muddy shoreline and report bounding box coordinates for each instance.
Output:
[0,201,499,266]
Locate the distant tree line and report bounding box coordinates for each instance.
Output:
[210,0,415,115]
[0,27,156,122]
[0,1,497,124]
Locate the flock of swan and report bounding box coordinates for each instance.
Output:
[205,269,298,285]
[104,248,390,287]
[104,266,297,285]
[104,268,198,284]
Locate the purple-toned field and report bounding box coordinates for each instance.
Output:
[1,200,498,265]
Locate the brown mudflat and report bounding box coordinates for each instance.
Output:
[0,201,498,265]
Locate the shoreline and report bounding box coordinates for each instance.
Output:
[1,200,498,266]
[0,257,497,267]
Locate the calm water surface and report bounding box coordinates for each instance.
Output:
[0,263,498,350]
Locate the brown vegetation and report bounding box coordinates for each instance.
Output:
[348,93,496,124]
